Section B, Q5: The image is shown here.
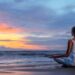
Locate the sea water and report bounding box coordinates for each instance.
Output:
[0,50,65,72]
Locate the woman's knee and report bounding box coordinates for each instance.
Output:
[53,58,60,63]
[53,58,59,62]
[53,58,65,64]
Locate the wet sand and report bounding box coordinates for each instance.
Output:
[0,66,75,75]
[0,53,74,75]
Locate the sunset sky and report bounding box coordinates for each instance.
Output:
[0,0,75,51]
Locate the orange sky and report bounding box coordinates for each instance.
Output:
[0,23,48,50]
[0,23,23,33]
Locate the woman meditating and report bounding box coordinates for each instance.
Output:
[49,27,75,67]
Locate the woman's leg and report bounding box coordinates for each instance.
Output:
[54,58,66,65]
[54,58,72,66]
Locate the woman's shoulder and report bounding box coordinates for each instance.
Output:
[70,38,75,41]
[68,38,75,44]
[68,39,74,44]
[68,39,73,42]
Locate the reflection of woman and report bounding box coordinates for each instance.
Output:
[50,27,75,67]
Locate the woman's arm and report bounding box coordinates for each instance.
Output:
[47,40,73,58]
[65,39,73,57]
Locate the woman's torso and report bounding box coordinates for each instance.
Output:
[70,39,75,65]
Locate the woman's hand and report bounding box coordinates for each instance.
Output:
[51,54,61,58]
[44,54,58,58]
[44,54,66,58]
[51,54,66,58]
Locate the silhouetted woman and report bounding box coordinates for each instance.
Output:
[50,27,75,67]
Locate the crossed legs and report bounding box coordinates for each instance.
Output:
[54,58,73,66]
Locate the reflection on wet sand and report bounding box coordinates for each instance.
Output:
[0,68,75,75]
[0,71,32,75]
[0,54,74,75]
[0,64,75,75]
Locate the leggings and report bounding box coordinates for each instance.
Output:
[54,57,73,66]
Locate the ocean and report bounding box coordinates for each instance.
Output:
[0,51,65,66]
[0,50,65,75]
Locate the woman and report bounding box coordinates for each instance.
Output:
[49,27,75,67]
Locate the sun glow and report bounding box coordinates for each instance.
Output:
[0,23,48,50]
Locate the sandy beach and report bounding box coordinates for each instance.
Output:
[0,51,74,75]
[0,67,75,75]
[0,63,75,75]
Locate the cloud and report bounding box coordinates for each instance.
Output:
[0,23,23,33]
[0,23,48,50]
[0,0,75,50]
[15,0,25,3]
[64,5,75,12]
[0,41,47,50]
[0,3,56,33]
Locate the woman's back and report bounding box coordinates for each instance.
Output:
[72,39,75,53]
[70,39,75,65]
